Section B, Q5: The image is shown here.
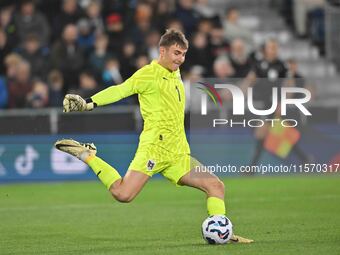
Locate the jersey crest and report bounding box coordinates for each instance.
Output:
[147,160,156,171]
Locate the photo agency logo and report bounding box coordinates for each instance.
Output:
[196,82,312,128]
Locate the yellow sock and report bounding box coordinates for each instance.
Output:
[85,156,121,190]
[207,197,226,216]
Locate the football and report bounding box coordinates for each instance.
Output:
[202,215,233,244]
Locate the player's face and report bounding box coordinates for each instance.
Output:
[160,44,187,71]
[264,41,278,61]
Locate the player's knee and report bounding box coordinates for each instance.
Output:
[207,178,225,196]
[110,190,134,203]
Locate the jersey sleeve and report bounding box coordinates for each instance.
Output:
[91,67,152,106]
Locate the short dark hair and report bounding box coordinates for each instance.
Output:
[25,33,39,43]
[159,28,189,49]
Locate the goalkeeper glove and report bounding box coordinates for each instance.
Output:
[63,94,96,112]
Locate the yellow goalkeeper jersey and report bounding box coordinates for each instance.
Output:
[91,60,190,155]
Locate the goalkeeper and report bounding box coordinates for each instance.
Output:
[55,29,253,244]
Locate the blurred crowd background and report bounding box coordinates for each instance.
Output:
[0,0,339,109]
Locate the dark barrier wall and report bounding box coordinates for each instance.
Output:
[0,126,339,183]
[0,134,139,183]
[0,111,136,134]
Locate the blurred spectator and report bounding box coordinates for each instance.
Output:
[229,38,252,78]
[103,53,139,105]
[7,60,32,108]
[37,0,61,27]
[129,3,153,47]
[185,32,213,75]
[135,2,153,25]
[183,65,204,113]
[222,7,253,48]
[77,18,96,54]
[249,39,287,102]
[0,29,11,75]
[135,55,149,70]
[145,30,160,60]
[47,69,64,107]
[246,39,287,97]
[0,5,16,47]
[26,80,49,108]
[209,26,230,62]
[50,24,85,90]
[197,18,214,36]
[102,57,123,87]
[194,0,219,19]
[88,33,112,79]
[248,43,265,65]
[17,34,50,79]
[101,0,128,17]
[284,58,316,99]
[213,56,235,101]
[105,13,124,51]
[246,39,293,166]
[75,70,100,98]
[174,0,200,34]
[0,0,331,110]
[0,76,8,108]
[307,7,325,54]
[119,40,137,79]
[78,0,94,9]
[52,0,83,41]
[14,0,50,46]
[4,53,23,81]
[293,0,324,37]
[166,18,185,32]
[86,0,105,34]
[286,58,305,87]
[153,1,175,32]
[213,56,235,80]
[2,53,24,108]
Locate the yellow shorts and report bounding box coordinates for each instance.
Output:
[128,146,201,185]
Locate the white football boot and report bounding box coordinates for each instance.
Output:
[55,139,97,161]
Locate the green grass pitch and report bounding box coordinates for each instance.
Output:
[1,175,340,255]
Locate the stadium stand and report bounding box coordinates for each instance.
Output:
[0,0,339,131]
